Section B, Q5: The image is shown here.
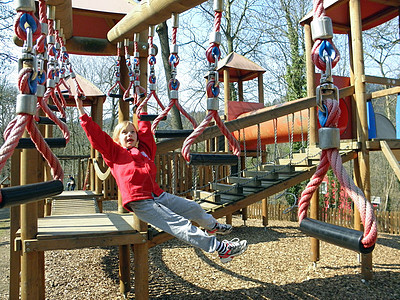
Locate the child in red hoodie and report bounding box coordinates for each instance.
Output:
[75,97,247,263]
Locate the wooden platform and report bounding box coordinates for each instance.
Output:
[16,213,147,253]
[49,190,103,215]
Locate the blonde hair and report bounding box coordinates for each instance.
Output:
[112,121,137,143]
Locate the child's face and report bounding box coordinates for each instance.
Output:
[119,123,138,149]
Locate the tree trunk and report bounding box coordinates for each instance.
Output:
[156,21,183,130]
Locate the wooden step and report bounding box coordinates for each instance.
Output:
[219,193,245,202]
[211,183,243,195]
[15,213,147,252]
[259,164,295,173]
[154,130,193,138]
[242,186,264,195]
[243,170,279,180]
[227,176,261,187]
[192,190,221,203]
[51,198,98,215]
[139,114,166,122]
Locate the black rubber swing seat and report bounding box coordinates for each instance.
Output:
[189,153,239,166]
[0,180,63,209]
[139,114,166,122]
[154,130,193,138]
[17,138,66,149]
[37,116,67,125]
[108,93,124,99]
[299,217,375,254]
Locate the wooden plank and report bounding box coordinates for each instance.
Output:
[367,139,400,151]
[192,190,221,202]
[363,75,400,86]
[243,170,279,180]
[380,140,400,181]
[49,190,103,200]
[367,86,400,100]
[211,183,243,194]
[23,232,146,252]
[51,198,98,215]
[227,176,261,187]
[34,213,137,240]
[259,164,295,173]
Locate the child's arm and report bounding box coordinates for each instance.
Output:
[75,97,121,162]
[137,116,157,160]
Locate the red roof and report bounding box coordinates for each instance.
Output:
[300,0,399,34]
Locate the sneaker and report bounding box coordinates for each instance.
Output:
[207,223,233,235]
[218,238,248,263]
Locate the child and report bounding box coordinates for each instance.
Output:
[75,97,247,263]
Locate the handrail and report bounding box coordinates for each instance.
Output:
[156,85,355,155]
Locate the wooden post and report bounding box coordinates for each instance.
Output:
[304,23,320,263]
[349,0,373,280]
[9,150,21,300]
[131,30,149,299]
[117,44,131,213]
[92,98,104,212]
[20,133,40,300]
[258,72,264,104]
[258,72,268,226]
[238,79,243,101]
[224,68,233,224]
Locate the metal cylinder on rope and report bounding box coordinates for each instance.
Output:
[151,13,197,134]
[297,0,377,253]
[181,0,240,164]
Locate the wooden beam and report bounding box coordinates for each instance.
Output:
[22,233,146,252]
[367,139,400,150]
[368,0,400,7]
[156,86,355,154]
[366,86,400,100]
[361,6,399,29]
[380,140,400,181]
[107,0,207,43]
[363,75,400,86]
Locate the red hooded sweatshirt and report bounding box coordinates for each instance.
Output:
[80,113,164,211]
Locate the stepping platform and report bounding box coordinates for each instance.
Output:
[139,114,166,122]
[16,213,147,252]
[154,130,193,138]
[49,190,103,215]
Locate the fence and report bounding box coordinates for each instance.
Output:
[247,202,400,235]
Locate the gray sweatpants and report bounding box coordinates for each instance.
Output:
[126,192,218,253]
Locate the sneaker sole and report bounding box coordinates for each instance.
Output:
[207,227,233,236]
[219,241,248,263]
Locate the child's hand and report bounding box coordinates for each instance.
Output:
[74,95,86,116]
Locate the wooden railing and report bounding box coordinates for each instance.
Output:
[247,202,400,235]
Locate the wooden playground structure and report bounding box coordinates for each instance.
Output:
[3,0,400,299]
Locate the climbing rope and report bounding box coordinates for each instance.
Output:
[0,3,64,189]
[151,13,197,133]
[297,99,377,248]
[137,25,165,116]
[310,0,340,72]
[181,1,240,162]
[123,34,146,105]
[107,42,126,98]
[298,1,377,249]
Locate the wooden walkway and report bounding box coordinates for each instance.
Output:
[50,191,103,215]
